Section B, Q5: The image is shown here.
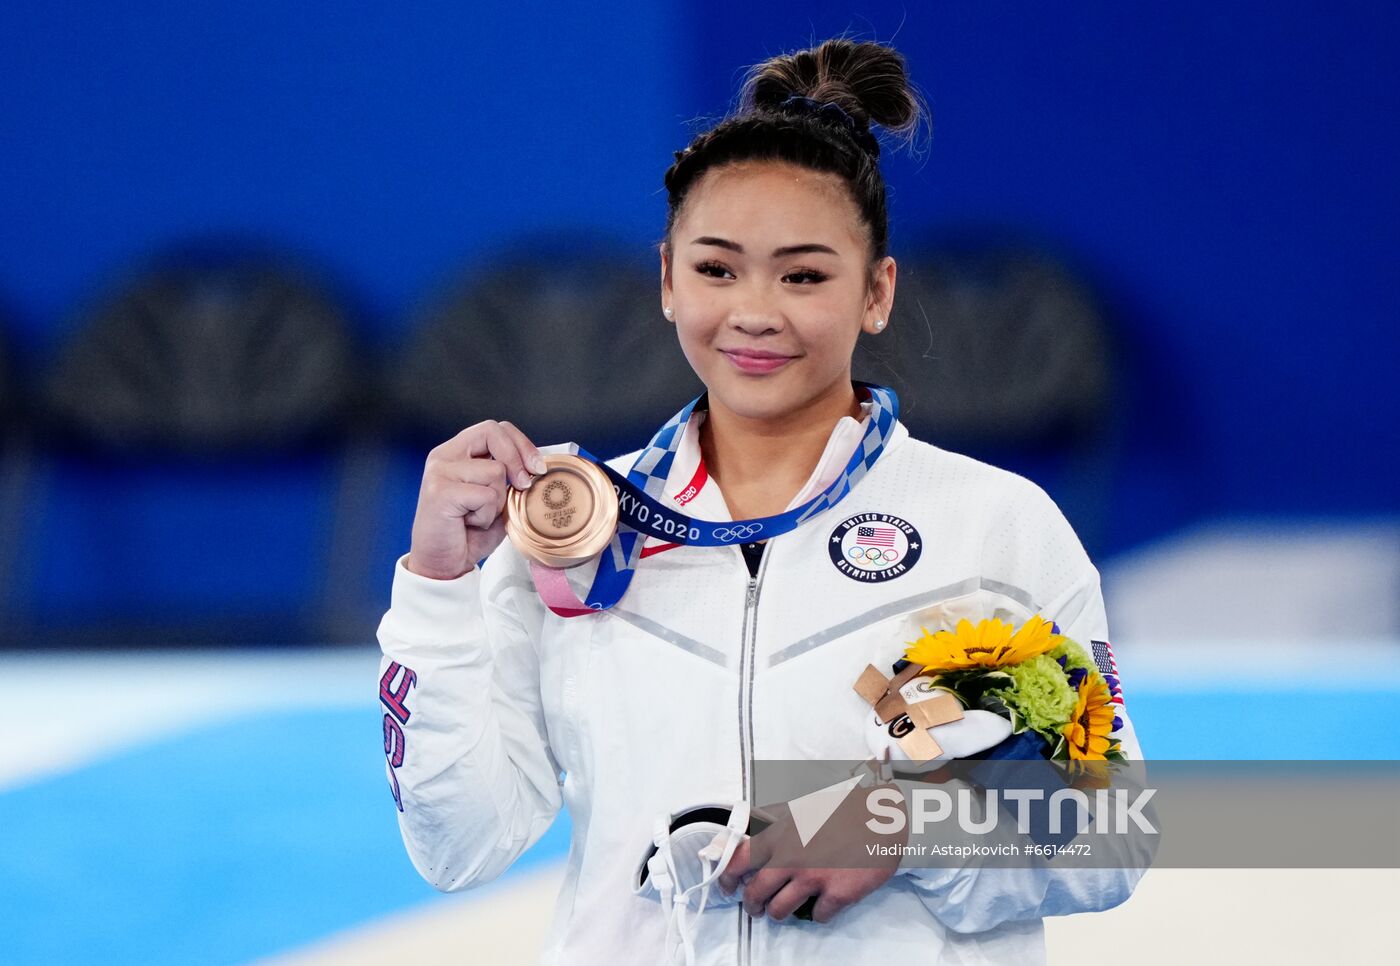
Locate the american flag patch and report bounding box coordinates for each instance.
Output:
[1091,639,1125,706]
[857,526,896,547]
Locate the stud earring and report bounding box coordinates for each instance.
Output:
[663,306,674,320]
[874,318,886,330]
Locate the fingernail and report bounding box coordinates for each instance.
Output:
[515,470,534,489]
[529,453,548,475]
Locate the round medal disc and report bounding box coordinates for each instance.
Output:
[505,453,619,568]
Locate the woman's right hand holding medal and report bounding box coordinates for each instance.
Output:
[406,420,548,580]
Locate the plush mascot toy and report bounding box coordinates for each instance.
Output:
[855,661,1013,772]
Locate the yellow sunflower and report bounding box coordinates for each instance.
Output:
[1063,675,1116,760]
[903,615,1063,672]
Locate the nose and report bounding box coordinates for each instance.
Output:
[728,288,785,336]
[730,314,780,336]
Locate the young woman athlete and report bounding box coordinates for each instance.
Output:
[378,38,1145,965]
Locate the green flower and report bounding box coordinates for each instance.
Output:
[1050,638,1096,675]
[987,653,1078,735]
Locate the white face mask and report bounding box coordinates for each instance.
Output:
[634,802,752,966]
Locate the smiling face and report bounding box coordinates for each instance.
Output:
[661,160,895,426]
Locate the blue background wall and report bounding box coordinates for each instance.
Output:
[0,1,678,343]
[1,2,1396,640]
[683,2,1399,527]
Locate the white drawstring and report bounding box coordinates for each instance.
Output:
[649,817,684,963]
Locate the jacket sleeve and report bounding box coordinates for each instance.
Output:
[376,545,563,892]
[895,475,1153,933]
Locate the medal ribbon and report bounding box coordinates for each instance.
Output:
[529,382,899,617]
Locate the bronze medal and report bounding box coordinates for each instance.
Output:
[505,453,619,568]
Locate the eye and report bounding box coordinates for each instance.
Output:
[694,260,734,279]
[784,268,830,285]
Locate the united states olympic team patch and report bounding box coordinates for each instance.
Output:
[829,513,922,582]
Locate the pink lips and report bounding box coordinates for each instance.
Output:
[720,348,796,374]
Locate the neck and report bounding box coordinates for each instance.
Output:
[699,380,862,519]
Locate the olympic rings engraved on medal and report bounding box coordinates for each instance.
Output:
[542,480,571,509]
[711,523,763,542]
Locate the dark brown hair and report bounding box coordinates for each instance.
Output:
[663,39,926,271]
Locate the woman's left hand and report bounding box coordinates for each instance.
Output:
[717,838,898,924]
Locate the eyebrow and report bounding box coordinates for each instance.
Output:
[690,236,840,258]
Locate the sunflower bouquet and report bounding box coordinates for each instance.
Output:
[901,615,1124,762]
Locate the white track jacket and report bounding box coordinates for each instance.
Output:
[377,407,1147,965]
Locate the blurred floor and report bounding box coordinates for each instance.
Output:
[257,865,1400,965]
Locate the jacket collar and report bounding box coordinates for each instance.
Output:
[660,397,904,521]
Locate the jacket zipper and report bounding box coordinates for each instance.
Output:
[737,544,770,966]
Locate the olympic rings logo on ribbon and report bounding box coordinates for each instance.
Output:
[710,523,764,542]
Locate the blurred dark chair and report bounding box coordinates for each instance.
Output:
[0,327,12,429]
[0,320,30,632]
[15,249,371,646]
[854,247,1119,555]
[44,254,359,453]
[386,245,701,457]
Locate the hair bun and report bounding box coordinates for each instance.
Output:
[741,39,922,138]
